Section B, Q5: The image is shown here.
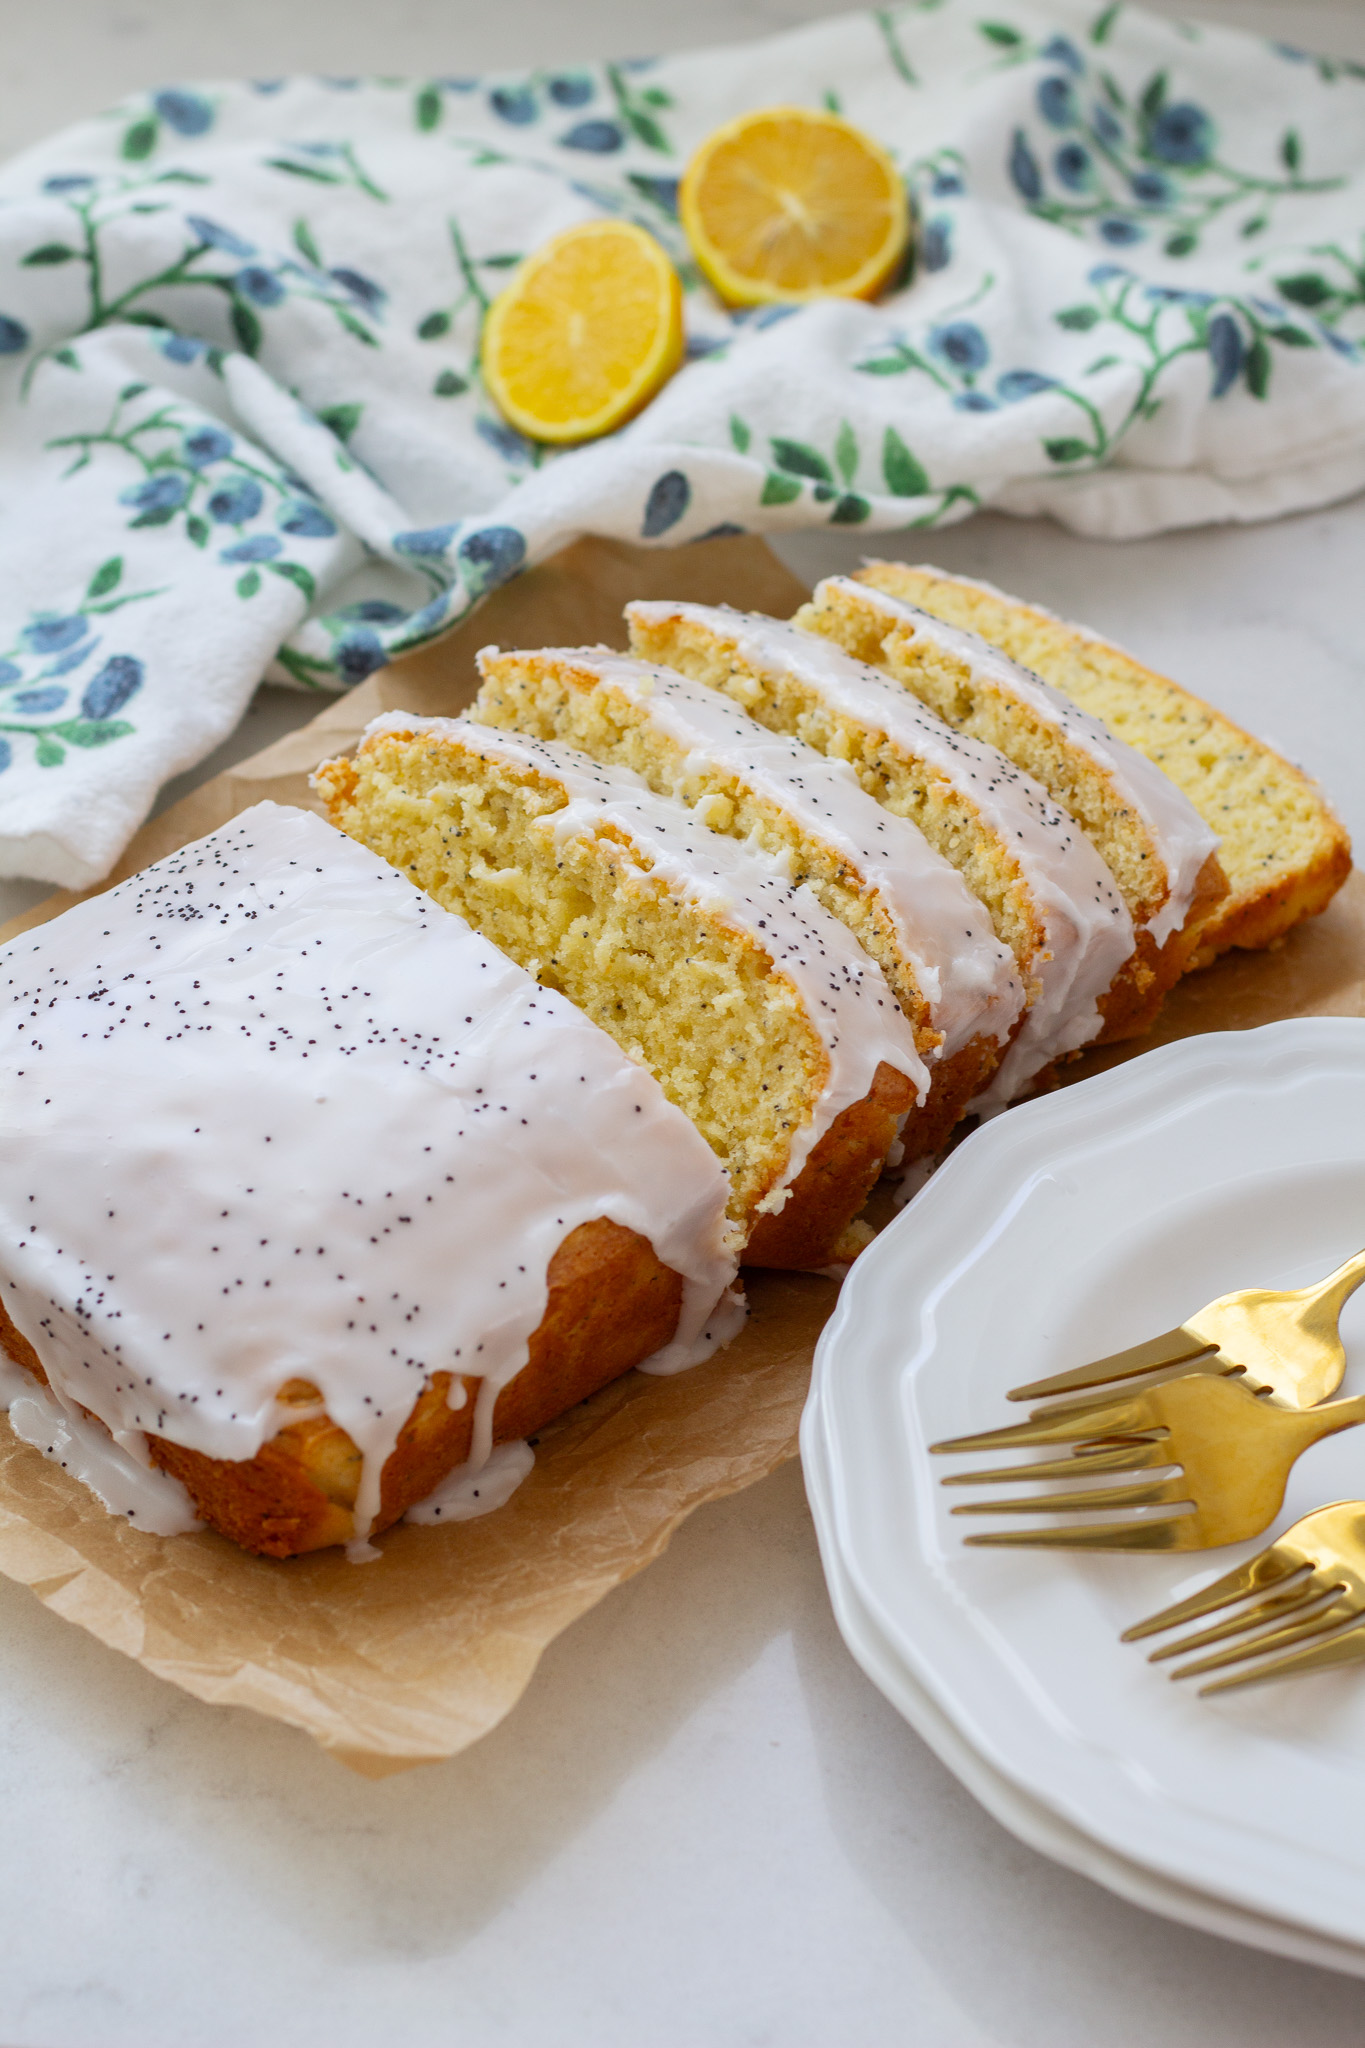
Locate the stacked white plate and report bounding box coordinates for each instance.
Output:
[803,1018,1365,1976]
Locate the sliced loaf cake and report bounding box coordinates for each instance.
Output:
[472,643,1024,1153]
[794,572,1227,1022]
[626,599,1135,1108]
[844,562,1349,964]
[315,717,927,1268]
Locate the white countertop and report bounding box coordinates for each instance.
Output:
[3,4,1365,2044]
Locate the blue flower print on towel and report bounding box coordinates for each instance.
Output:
[185,216,255,259]
[996,28,1344,259]
[477,63,674,153]
[14,170,391,384]
[48,385,336,610]
[153,89,215,137]
[208,478,265,525]
[931,321,990,373]
[183,425,234,468]
[81,654,144,719]
[1146,104,1215,168]
[0,559,156,771]
[1024,264,1332,470]
[279,499,338,538]
[333,627,388,683]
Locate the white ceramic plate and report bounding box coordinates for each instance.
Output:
[805,1019,1365,1952]
[802,1398,1365,1978]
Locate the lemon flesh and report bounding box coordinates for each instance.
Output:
[681,105,910,308]
[481,219,685,445]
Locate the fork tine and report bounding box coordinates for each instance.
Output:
[940,1440,1174,1487]
[1121,1543,1307,1641]
[1168,1598,1355,1681]
[965,1517,1193,1552]
[931,1391,1160,1455]
[951,1477,1186,1517]
[1199,1616,1365,1695]
[1147,1577,1330,1661]
[1008,1327,1217,1403]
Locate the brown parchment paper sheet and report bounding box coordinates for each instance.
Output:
[0,533,1360,1775]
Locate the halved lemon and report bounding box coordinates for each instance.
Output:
[481,218,685,445]
[680,105,910,308]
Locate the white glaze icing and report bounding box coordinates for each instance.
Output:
[638,1278,748,1374]
[825,573,1219,948]
[626,602,1135,1107]
[476,647,1023,1061]
[359,713,927,1200]
[8,1382,203,1536]
[404,1437,535,1524]
[0,803,739,1547]
[0,1348,35,1408]
[401,1287,748,1532]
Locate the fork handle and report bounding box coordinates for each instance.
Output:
[1298,1388,1365,1446]
[1309,1246,1365,1323]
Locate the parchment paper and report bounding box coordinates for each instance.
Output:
[0,533,1359,1775]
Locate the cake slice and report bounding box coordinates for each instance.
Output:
[471,643,1024,1154]
[794,572,1227,1025]
[316,717,927,1268]
[0,804,740,1557]
[844,562,1350,963]
[626,599,1135,1108]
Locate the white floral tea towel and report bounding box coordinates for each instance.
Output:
[1,0,1363,885]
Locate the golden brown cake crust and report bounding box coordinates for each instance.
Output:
[902,1032,1006,1157]
[1189,841,1354,966]
[1092,847,1229,1043]
[744,1060,914,1269]
[2,1218,685,1559]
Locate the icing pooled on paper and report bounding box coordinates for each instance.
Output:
[8,1381,203,1536]
[0,803,739,1545]
[404,1437,535,1524]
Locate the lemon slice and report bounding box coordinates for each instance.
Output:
[680,105,910,308]
[481,219,685,445]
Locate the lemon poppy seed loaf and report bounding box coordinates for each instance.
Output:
[471,642,1024,1154]
[846,562,1349,964]
[794,572,1228,1022]
[0,804,741,1557]
[315,716,927,1268]
[626,599,1135,1108]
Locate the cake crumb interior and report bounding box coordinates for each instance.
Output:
[317,732,829,1223]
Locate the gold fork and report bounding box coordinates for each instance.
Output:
[930,1371,1365,1552]
[1122,1502,1365,1694]
[1007,1246,1365,1412]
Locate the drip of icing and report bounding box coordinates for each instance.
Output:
[0,804,739,1548]
[359,713,928,1203]
[626,603,1135,1108]
[404,1438,535,1524]
[477,647,1023,1059]
[823,574,1219,948]
[8,1381,203,1536]
[0,1348,35,1408]
[638,1278,748,1374]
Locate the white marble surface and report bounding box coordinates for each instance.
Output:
[3,4,1365,2045]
